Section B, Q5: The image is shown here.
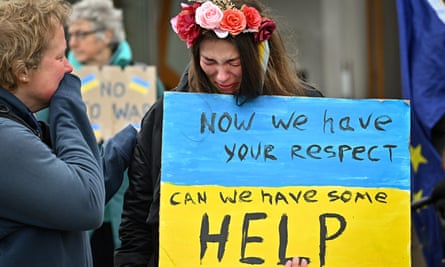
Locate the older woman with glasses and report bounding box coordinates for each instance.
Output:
[67,0,128,68]
[67,0,164,94]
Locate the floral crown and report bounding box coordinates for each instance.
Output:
[170,0,276,48]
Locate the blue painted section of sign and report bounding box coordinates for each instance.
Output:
[131,76,150,88]
[162,92,410,190]
[81,73,96,84]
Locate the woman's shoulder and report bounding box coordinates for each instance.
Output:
[0,117,47,154]
[302,84,323,97]
[140,96,164,127]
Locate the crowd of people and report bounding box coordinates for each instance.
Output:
[0,0,373,266]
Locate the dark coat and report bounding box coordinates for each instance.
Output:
[114,69,323,267]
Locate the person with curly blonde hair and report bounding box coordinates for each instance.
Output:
[0,1,137,266]
[0,1,104,266]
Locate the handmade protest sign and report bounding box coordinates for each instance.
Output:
[74,65,157,141]
[160,92,410,267]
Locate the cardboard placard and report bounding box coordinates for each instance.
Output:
[160,92,411,267]
[74,65,157,141]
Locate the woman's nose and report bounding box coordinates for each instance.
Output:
[215,66,230,82]
[64,58,73,73]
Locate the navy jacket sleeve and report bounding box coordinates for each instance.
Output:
[115,98,164,267]
[0,73,105,231]
[102,124,137,203]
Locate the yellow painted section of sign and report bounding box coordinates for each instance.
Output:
[159,183,410,266]
[128,82,149,95]
[80,79,99,94]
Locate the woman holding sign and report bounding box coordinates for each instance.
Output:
[116,0,321,266]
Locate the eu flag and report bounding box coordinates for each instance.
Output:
[397,0,445,266]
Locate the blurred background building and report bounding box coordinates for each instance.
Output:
[67,0,400,99]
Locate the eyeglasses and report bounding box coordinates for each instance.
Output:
[68,29,104,41]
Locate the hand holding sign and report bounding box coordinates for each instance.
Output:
[285,257,309,267]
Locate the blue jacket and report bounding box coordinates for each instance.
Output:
[36,41,141,248]
[0,74,103,266]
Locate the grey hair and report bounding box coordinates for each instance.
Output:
[68,0,125,44]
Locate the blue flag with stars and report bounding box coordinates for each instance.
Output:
[397,0,445,266]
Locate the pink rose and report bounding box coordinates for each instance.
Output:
[254,18,276,42]
[242,5,261,31]
[195,1,223,30]
[170,16,179,33]
[219,9,246,36]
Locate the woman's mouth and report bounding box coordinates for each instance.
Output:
[216,83,238,94]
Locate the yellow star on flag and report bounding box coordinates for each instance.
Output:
[413,189,423,201]
[410,144,428,173]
